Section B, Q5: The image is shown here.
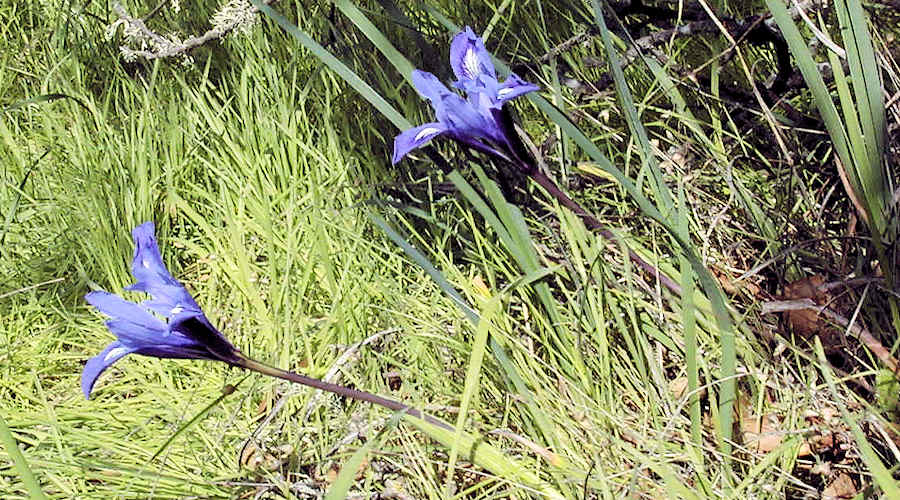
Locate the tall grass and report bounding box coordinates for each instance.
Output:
[2,0,898,497]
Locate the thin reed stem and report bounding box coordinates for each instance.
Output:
[238,357,452,430]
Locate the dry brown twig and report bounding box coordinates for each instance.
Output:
[761,297,899,372]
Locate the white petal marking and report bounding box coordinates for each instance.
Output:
[170,306,183,315]
[463,48,480,78]
[142,259,151,268]
[497,87,515,97]
[105,346,130,362]
[414,127,442,142]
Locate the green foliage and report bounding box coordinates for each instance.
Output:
[2,0,899,498]
[767,0,892,239]
[875,369,900,418]
[0,414,47,499]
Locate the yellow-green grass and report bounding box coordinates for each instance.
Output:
[2,0,898,498]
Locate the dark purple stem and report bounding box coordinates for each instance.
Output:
[238,357,451,430]
[493,106,682,295]
[528,169,684,296]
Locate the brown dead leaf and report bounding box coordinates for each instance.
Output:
[811,462,831,475]
[713,267,761,296]
[823,473,856,499]
[784,275,828,339]
[240,442,286,472]
[326,464,338,484]
[240,442,259,469]
[741,413,783,453]
[782,275,848,353]
[326,455,370,484]
[669,376,707,403]
[809,432,835,454]
[669,377,688,400]
[738,394,783,453]
[716,269,740,295]
[800,408,841,456]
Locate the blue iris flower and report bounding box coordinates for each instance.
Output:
[392,26,539,165]
[82,222,242,399]
[448,27,539,106]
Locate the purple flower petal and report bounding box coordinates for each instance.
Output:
[392,122,448,164]
[455,92,507,144]
[141,291,202,319]
[126,222,201,314]
[104,318,189,348]
[129,222,179,288]
[86,291,165,330]
[83,223,242,399]
[494,73,539,105]
[132,345,209,360]
[441,93,489,133]
[450,27,496,83]
[411,70,453,105]
[81,341,136,399]
[392,27,539,165]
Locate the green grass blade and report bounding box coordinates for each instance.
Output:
[839,0,886,171]
[765,0,851,160]
[333,0,416,86]
[324,412,402,500]
[150,377,247,462]
[453,167,584,382]
[642,58,712,151]
[428,10,737,455]
[765,0,875,227]
[590,0,673,214]
[367,212,478,322]
[446,295,498,493]
[369,210,558,456]
[733,437,804,496]
[828,45,872,216]
[403,415,565,499]
[372,0,440,72]
[1,92,90,113]
[678,186,702,458]
[529,61,739,464]
[447,170,526,267]
[816,339,900,498]
[252,0,411,130]
[0,413,48,499]
[0,150,49,253]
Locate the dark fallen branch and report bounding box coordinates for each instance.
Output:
[517,0,841,126]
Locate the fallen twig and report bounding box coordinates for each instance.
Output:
[110,0,272,61]
[762,297,899,372]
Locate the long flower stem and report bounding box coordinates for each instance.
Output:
[528,169,683,296]
[238,357,452,430]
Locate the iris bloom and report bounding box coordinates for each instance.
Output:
[392,26,538,165]
[82,222,242,399]
[81,223,452,428]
